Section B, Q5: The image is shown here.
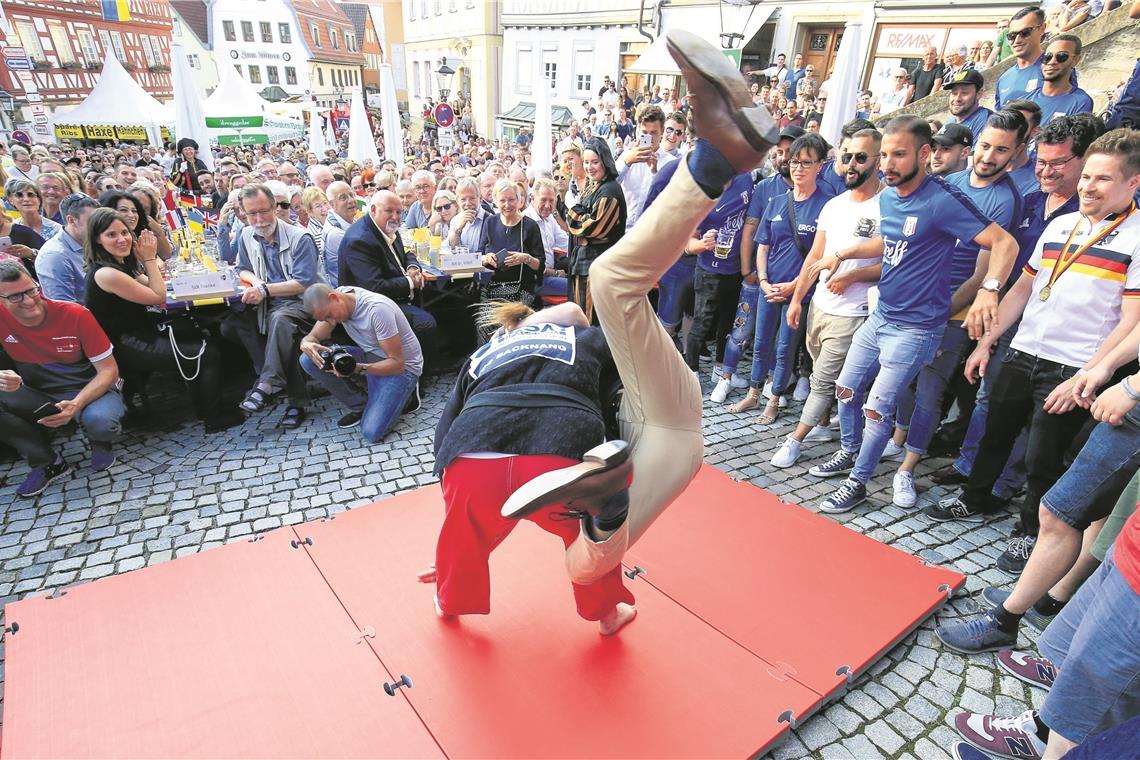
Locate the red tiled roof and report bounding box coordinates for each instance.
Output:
[170,0,209,46]
[291,0,366,65]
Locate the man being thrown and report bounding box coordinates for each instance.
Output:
[430,30,778,630]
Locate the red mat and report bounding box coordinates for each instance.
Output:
[624,466,965,701]
[1,466,962,758]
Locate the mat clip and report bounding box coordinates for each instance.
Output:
[624,566,647,580]
[938,583,954,601]
[383,674,413,696]
[835,665,855,685]
[777,709,797,729]
[355,625,376,645]
[2,622,18,640]
[767,660,797,682]
[248,535,265,543]
[290,537,314,549]
[47,590,68,600]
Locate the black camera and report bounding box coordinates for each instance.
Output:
[321,346,357,376]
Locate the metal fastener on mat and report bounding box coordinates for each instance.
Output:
[938,583,953,601]
[777,710,797,729]
[624,566,646,580]
[2,622,18,640]
[290,537,314,549]
[383,674,413,696]
[835,665,855,684]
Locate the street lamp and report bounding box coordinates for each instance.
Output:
[435,60,455,102]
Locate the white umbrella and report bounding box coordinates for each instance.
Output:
[308,106,327,156]
[820,23,863,150]
[171,44,215,170]
[379,64,405,169]
[347,87,380,165]
[531,61,554,175]
[326,112,338,154]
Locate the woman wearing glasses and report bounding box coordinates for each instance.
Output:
[6,179,62,242]
[430,190,460,240]
[83,208,243,433]
[0,205,45,266]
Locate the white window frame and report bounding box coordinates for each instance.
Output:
[109,31,127,64]
[279,23,292,43]
[14,21,44,61]
[78,30,99,65]
[517,46,532,95]
[48,23,74,64]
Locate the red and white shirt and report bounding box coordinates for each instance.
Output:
[0,298,113,366]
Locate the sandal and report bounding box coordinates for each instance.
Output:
[278,405,306,429]
[729,389,761,413]
[757,398,781,426]
[240,387,274,413]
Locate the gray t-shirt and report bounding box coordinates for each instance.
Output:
[338,287,423,377]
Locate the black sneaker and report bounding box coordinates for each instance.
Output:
[337,411,363,429]
[809,449,857,478]
[819,478,867,514]
[925,495,986,523]
[997,535,1036,576]
[929,466,969,486]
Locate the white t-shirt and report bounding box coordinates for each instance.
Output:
[812,190,883,318]
[338,287,424,377]
[1012,209,1140,368]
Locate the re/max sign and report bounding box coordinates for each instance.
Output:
[885,31,939,50]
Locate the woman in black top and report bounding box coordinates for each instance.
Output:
[83,208,242,432]
[478,178,545,309]
[169,138,210,195]
[563,137,627,323]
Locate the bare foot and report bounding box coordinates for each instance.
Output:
[417,565,437,583]
[598,603,637,635]
[434,594,456,620]
[729,390,761,413]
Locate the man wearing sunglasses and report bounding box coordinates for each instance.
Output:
[995,7,1046,110]
[1025,35,1094,126]
[0,260,125,497]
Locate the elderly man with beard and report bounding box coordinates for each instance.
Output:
[338,190,438,372]
[223,184,322,429]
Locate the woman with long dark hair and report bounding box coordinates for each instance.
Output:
[101,190,173,260]
[562,138,626,322]
[83,208,243,432]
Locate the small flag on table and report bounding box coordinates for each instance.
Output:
[186,207,205,235]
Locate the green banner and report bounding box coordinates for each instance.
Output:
[205,115,264,129]
[216,132,269,145]
[722,49,742,68]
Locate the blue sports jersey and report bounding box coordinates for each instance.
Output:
[878,174,990,330]
[1026,86,1094,125]
[996,60,1043,110]
[1008,163,1040,195]
[945,169,1021,295]
[696,172,756,274]
[1011,190,1079,287]
[948,106,994,142]
[754,185,834,284]
[817,159,848,197]
[746,173,792,220]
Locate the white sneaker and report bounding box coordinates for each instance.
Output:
[804,425,834,443]
[730,374,750,389]
[709,377,732,404]
[770,436,802,468]
[710,364,724,381]
[881,439,906,461]
[763,379,774,399]
[893,471,917,508]
[793,376,811,402]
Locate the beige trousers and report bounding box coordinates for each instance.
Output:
[565,159,711,584]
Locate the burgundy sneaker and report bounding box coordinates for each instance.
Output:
[954,709,1045,759]
[997,649,1057,691]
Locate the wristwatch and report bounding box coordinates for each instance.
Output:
[980,278,1001,293]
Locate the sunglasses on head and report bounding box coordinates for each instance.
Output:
[1042,51,1071,64]
[841,152,873,165]
[1008,25,1040,40]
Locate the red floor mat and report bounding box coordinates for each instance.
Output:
[1,526,444,759]
[624,465,966,701]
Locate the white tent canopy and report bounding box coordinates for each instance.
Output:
[51,53,171,145]
[171,44,214,170]
[379,64,405,168]
[629,5,776,75]
[203,66,303,145]
[347,87,380,165]
[820,23,864,149]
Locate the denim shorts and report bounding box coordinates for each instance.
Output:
[1041,404,1140,531]
[1039,545,1140,744]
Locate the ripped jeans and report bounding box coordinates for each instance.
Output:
[835,308,943,485]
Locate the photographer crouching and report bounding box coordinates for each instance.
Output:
[298,283,423,441]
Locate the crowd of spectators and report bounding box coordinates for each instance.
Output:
[2,2,1140,754]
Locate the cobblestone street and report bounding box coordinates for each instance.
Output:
[0,366,1044,758]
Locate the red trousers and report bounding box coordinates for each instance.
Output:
[436,455,635,620]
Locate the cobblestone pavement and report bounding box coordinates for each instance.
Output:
[0,365,1046,758]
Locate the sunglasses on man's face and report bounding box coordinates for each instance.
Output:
[277,201,292,210]
[1008,25,1040,40]
[841,152,873,165]
[664,126,684,135]
[1042,51,1072,64]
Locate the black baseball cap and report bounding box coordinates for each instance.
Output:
[947,69,985,90]
[779,125,807,142]
[932,123,974,148]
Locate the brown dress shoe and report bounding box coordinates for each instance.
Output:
[501,440,632,520]
[665,30,778,174]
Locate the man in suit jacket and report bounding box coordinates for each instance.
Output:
[338,190,438,368]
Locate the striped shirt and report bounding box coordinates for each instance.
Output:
[1013,207,1140,367]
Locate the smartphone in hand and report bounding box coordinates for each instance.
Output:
[33,401,62,420]
[0,236,11,251]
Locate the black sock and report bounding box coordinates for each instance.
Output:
[1032,593,1066,617]
[1032,712,1051,743]
[993,603,1023,633]
[685,138,736,198]
[593,489,629,533]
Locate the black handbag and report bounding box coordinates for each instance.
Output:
[479,221,535,306]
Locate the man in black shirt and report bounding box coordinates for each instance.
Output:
[911,45,945,101]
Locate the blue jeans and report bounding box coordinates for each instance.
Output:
[747,296,797,390]
[896,322,974,455]
[720,281,759,378]
[954,328,1028,498]
[300,346,418,443]
[656,255,697,339]
[0,383,124,467]
[1039,545,1140,744]
[836,308,943,484]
